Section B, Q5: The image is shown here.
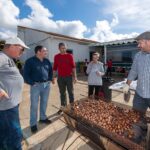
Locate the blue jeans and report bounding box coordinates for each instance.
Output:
[0,105,22,150]
[30,82,50,126]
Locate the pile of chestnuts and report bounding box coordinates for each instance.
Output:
[72,99,141,139]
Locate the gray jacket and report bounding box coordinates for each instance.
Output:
[86,61,104,85]
[0,52,24,110]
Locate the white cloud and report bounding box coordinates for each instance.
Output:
[19,0,87,38]
[56,20,87,38]
[90,14,138,42]
[0,0,19,29]
[87,0,150,42]
[0,30,16,39]
[0,0,148,42]
[110,14,119,27]
[26,0,53,18]
[104,0,150,30]
[89,0,150,30]
[0,0,19,39]
[0,0,87,39]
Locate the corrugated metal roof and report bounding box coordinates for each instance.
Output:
[89,38,137,47]
[18,26,100,45]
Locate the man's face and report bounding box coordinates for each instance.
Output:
[39,47,48,58]
[137,40,150,52]
[59,45,66,54]
[8,44,24,58]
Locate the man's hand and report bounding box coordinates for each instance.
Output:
[0,89,9,99]
[96,71,104,76]
[123,83,130,94]
[52,78,55,84]
[73,77,78,84]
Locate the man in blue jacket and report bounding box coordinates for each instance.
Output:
[24,45,53,133]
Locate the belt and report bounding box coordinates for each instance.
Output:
[35,80,49,83]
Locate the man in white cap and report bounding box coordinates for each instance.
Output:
[123,31,150,142]
[0,37,29,150]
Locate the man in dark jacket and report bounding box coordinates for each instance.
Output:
[24,45,53,133]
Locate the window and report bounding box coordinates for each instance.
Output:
[122,51,132,62]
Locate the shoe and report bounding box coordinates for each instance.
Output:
[57,109,63,115]
[31,125,38,133]
[39,118,52,124]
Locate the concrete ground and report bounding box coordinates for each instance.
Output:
[20,75,144,150]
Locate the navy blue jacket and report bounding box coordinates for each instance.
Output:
[23,56,53,85]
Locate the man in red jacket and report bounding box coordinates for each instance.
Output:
[52,43,77,114]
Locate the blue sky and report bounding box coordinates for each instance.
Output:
[0,0,150,42]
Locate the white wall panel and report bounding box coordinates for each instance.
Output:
[18,27,90,63]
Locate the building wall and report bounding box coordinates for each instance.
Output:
[47,37,90,62]
[18,27,90,63]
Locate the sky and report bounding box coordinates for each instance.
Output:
[0,0,150,42]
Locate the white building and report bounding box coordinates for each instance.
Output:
[17,26,99,63]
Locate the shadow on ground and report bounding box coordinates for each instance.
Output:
[22,113,62,140]
[29,126,73,150]
[78,141,102,150]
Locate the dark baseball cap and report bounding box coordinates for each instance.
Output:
[135,31,150,41]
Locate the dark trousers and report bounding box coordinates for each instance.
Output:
[106,67,112,77]
[0,105,22,150]
[88,85,101,99]
[57,76,74,106]
[133,92,150,114]
[132,93,150,143]
[83,66,87,76]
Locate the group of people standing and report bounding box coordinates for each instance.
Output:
[1,31,150,149]
[0,39,77,150]
[23,43,77,133]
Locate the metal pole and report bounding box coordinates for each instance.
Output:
[104,44,107,71]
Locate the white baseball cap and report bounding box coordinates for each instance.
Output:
[5,37,29,49]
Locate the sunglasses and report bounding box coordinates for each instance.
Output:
[21,48,24,52]
[13,44,24,52]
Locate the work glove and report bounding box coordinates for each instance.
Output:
[124,90,131,102]
[122,83,130,94]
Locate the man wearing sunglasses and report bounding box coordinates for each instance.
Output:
[0,37,29,150]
